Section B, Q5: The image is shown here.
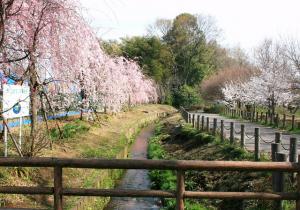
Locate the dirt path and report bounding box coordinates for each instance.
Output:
[104,125,161,210]
[196,113,300,155]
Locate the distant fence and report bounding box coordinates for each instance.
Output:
[180,107,300,209]
[180,108,298,162]
[0,111,81,130]
[223,107,300,130]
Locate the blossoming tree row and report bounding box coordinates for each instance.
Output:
[222,39,300,117]
[0,0,158,117]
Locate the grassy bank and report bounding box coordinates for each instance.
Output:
[0,104,176,209]
[148,114,295,210]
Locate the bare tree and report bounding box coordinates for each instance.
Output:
[196,14,222,42]
[146,18,172,38]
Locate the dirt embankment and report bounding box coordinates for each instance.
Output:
[0,105,176,209]
[149,114,295,210]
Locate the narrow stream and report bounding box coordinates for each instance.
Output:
[104,125,161,210]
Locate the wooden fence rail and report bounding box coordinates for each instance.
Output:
[179,107,300,209]
[1,157,300,210]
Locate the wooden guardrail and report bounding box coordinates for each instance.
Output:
[1,157,300,210]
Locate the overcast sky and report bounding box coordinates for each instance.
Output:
[80,0,300,51]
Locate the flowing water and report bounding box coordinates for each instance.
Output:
[104,125,161,210]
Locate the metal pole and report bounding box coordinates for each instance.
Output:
[19,117,22,148]
[4,123,7,157]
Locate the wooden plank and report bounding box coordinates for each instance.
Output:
[176,170,185,210]
[54,166,63,210]
[0,186,52,194]
[0,158,298,172]
[185,191,297,200]
[63,188,175,198]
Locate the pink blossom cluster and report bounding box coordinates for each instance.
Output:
[0,0,158,113]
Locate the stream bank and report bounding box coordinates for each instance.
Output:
[104,125,161,210]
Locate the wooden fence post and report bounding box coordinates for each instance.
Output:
[290,137,298,163]
[273,153,287,210]
[213,118,217,136]
[275,113,279,127]
[275,132,281,144]
[176,170,185,210]
[201,116,205,131]
[54,166,63,210]
[271,143,280,189]
[230,122,234,144]
[254,128,260,161]
[192,114,195,128]
[206,117,210,132]
[197,115,200,130]
[251,111,255,122]
[292,115,295,130]
[296,154,300,210]
[221,120,224,142]
[283,114,286,128]
[240,124,245,149]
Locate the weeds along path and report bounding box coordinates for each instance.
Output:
[104,125,161,210]
[197,113,300,154]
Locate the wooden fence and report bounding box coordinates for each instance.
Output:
[180,107,300,209]
[1,157,300,210]
[181,108,298,163]
[223,107,300,130]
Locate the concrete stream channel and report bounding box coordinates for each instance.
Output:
[104,125,161,210]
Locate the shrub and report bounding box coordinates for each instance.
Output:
[173,85,201,108]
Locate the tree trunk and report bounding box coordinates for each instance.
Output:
[29,61,38,156]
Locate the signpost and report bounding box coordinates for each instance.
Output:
[2,85,30,157]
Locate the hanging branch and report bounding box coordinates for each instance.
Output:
[41,90,63,139]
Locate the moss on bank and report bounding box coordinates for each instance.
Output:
[148,114,295,210]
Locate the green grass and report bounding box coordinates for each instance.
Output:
[148,118,297,210]
[50,119,90,140]
[148,123,215,210]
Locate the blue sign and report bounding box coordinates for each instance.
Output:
[13,103,21,114]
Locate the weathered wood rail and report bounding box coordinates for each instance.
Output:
[1,157,300,210]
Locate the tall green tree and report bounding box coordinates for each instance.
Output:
[164,13,216,87]
[120,36,174,103]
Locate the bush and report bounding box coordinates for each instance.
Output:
[50,120,89,140]
[173,85,201,108]
[203,103,223,113]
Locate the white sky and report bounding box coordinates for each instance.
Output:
[80,0,300,51]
